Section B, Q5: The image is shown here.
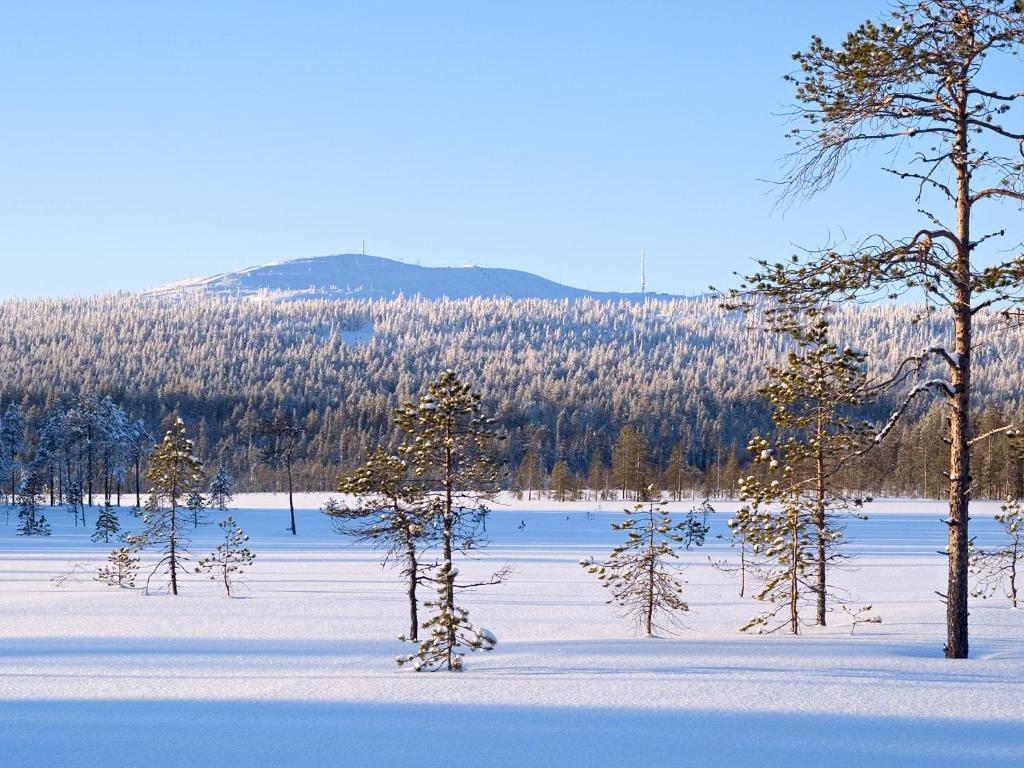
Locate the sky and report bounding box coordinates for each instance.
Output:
[1,1,1021,299]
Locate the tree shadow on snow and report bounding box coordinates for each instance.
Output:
[0,699,1019,768]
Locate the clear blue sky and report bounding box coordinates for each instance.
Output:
[1,1,1020,299]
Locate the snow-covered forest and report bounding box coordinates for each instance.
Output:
[1,293,1023,501]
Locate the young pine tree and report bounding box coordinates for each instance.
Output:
[92,502,120,543]
[208,464,234,511]
[393,370,505,672]
[583,486,710,636]
[752,316,874,626]
[96,547,140,589]
[732,476,816,635]
[324,448,430,642]
[195,516,254,597]
[969,497,1023,608]
[143,417,204,595]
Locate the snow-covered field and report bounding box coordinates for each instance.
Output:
[1,494,1021,767]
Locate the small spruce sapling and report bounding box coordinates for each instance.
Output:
[92,502,120,543]
[195,516,254,596]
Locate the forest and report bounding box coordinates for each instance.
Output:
[0,292,1022,504]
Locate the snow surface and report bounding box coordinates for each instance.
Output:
[0,494,1022,767]
[145,253,680,302]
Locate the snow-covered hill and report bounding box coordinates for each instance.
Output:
[146,253,679,302]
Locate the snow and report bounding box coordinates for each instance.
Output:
[0,494,1022,767]
[144,253,682,303]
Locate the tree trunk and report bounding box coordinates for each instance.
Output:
[287,456,296,535]
[407,539,419,641]
[169,502,179,596]
[946,103,972,659]
[443,442,456,670]
[790,514,800,635]
[645,506,656,636]
[87,438,93,507]
[739,542,746,598]
[135,455,142,509]
[815,439,827,626]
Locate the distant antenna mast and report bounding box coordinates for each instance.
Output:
[362,239,365,256]
[641,249,646,297]
[638,250,648,362]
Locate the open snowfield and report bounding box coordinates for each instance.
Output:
[0,493,1022,767]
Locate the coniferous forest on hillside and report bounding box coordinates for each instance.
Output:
[2,292,1023,503]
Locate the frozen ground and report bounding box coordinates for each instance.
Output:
[0,493,1021,767]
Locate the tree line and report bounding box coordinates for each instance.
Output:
[1,292,1024,503]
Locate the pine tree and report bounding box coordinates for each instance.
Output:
[664,442,694,502]
[969,497,1023,608]
[751,316,874,625]
[587,449,608,501]
[91,502,120,543]
[732,478,815,635]
[612,426,648,500]
[583,486,710,635]
[0,402,26,507]
[517,444,543,501]
[725,0,1024,658]
[324,448,430,641]
[252,411,303,535]
[16,471,50,536]
[65,478,84,527]
[550,460,572,501]
[393,370,505,672]
[186,489,208,528]
[143,417,203,595]
[195,516,254,597]
[96,547,139,589]
[208,464,234,510]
